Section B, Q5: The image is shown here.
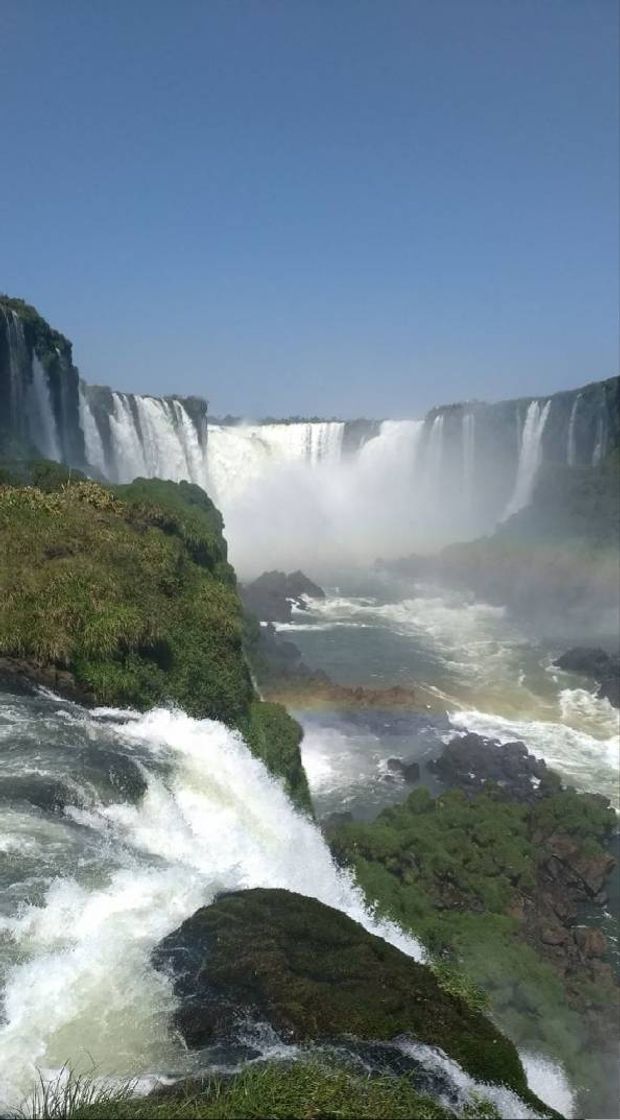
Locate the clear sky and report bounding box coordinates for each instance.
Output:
[1,0,618,418]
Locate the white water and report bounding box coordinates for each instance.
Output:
[106,393,208,485]
[0,703,426,1111]
[462,411,476,510]
[566,394,581,466]
[78,384,107,474]
[502,400,552,520]
[592,415,607,466]
[27,356,61,462]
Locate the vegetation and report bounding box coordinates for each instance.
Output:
[17,1059,502,1120]
[328,785,616,1112]
[0,471,310,808]
[153,888,548,1111]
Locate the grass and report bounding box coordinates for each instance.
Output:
[16,1060,499,1120]
[0,472,310,807]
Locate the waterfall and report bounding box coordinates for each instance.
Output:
[462,411,475,508]
[205,421,345,505]
[26,357,61,462]
[78,384,107,474]
[422,415,444,490]
[501,400,552,520]
[3,310,28,435]
[592,416,606,466]
[566,394,581,466]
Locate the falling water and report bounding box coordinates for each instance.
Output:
[502,400,552,520]
[26,357,61,462]
[422,415,445,492]
[566,394,581,466]
[462,411,475,509]
[592,416,607,466]
[78,384,107,474]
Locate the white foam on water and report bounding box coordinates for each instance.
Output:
[0,706,424,1111]
[397,1039,569,1119]
[520,1052,576,1118]
[450,704,620,807]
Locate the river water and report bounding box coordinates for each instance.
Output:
[0,574,616,1118]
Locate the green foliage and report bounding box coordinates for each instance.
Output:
[329,785,613,1109]
[244,700,313,813]
[0,475,309,804]
[16,1059,484,1120]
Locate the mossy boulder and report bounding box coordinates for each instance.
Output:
[0,472,310,808]
[152,888,548,1112]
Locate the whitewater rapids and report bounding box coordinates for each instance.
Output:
[0,696,423,1111]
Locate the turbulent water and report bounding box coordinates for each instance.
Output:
[0,694,428,1113]
[284,579,619,816]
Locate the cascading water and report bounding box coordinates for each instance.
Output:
[566,394,581,466]
[0,691,424,1111]
[78,383,107,474]
[462,411,475,509]
[26,356,61,462]
[501,400,552,520]
[592,415,607,466]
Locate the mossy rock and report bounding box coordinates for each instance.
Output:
[152,888,549,1114]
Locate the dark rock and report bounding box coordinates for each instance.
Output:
[428,732,555,803]
[554,647,620,709]
[152,887,540,1104]
[540,925,570,946]
[386,757,421,783]
[241,570,325,623]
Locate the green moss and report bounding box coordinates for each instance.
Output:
[154,889,547,1110]
[243,700,313,813]
[0,474,309,805]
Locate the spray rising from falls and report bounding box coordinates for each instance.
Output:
[0,696,424,1111]
[502,400,552,521]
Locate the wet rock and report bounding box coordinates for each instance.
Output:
[152,887,541,1105]
[541,925,570,946]
[428,732,557,803]
[554,647,620,709]
[241,570,324,623]
[386,757,421,782]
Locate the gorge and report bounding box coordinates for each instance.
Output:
[0,295,618,1120]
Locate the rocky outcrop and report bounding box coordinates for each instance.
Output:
[152,887,546,1110]
[240,569,325,623]
[554,647,620,708]
[428,732,562,802]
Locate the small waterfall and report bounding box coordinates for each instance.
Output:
[566,394,581,466]
[3,310,28,435]
[26,357,61,462]
[78,384,107,474]
[502,400,552,520]
[462,411,475,508]
[422,415,444,490]
[592,416,607,466]
[108,393,148,482]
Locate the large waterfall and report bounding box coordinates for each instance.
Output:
[1,299,618,571]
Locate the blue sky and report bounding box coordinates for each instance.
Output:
[1,0,618,418]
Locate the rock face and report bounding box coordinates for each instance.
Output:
[152,887,540,1105]
[554,647,620,708]
[386,757,421,782]
[428,732,560,802]
[241,569,325,623]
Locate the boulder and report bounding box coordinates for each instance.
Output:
[152,887,541,1105]
[554,647,620,709]
[241,570,325,623]
[386,757,421,783]
[428,732,557,803]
